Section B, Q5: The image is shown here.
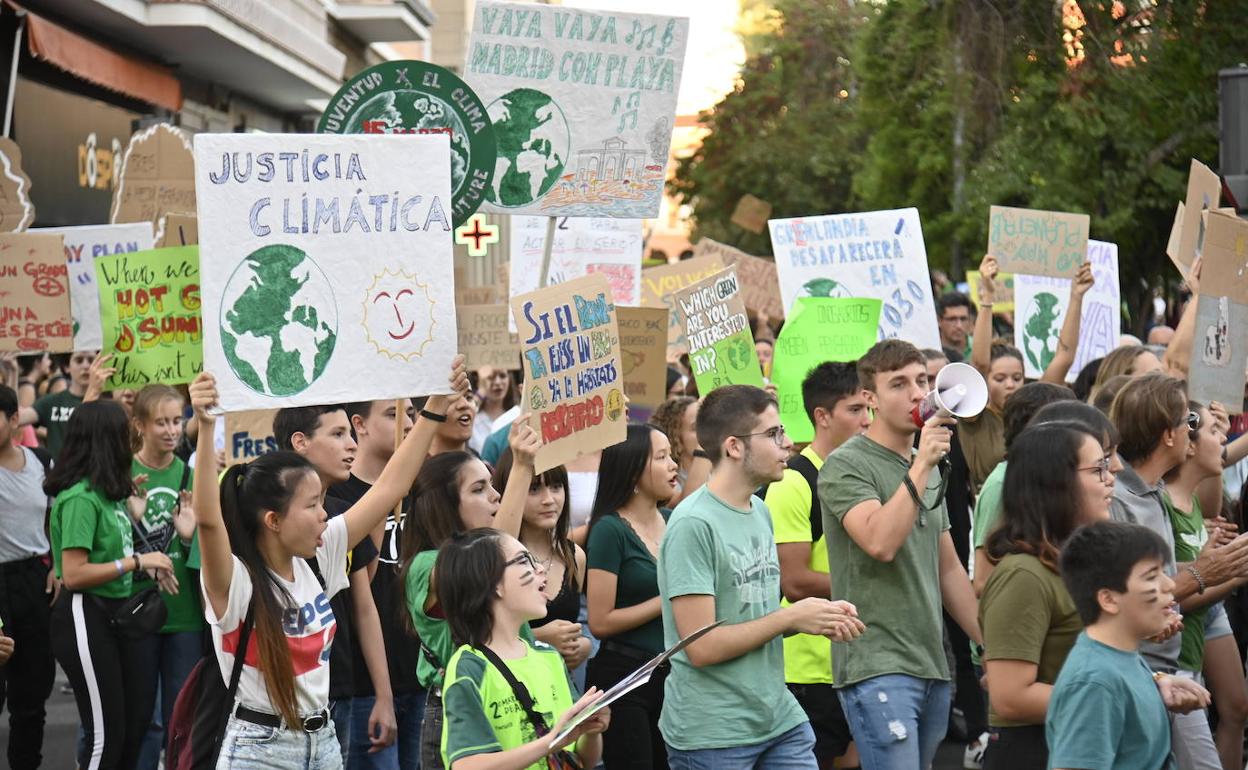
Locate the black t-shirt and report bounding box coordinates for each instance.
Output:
[321,494,379,700]
[329,474,424,697]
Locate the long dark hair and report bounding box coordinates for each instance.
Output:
[219,451,318,728]
[986,423,1103,571]
[589,424,660,534]
[436,528,507,648]
[45,400,136,500]
[493,449,575,584]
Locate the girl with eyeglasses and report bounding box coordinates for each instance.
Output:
[436,528,610,770]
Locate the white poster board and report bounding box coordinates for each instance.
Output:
[1014,240,1120,381]
[194,134,457,411]
[768,207,940,348]
[35,223,155,350]
[464,1,689,218]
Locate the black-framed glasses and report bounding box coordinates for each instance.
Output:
[505,551,539,573]
[1077,455,1114,483]
[733,426,788,448]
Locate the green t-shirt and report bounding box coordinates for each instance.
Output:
[441,641,576,770]
[34,390,83,458]
[818,434,951,687]
[131,457,202,633]
[764,445,832,685]
[657,485,807,751]
[585,512,664,654]
[1046,632,1175,770]
[51,479,134,598]
[972,461,1007,550]
[979,553,1081,727]
[1166,492,1208,672]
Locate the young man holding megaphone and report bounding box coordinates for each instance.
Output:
[817,339,983,770]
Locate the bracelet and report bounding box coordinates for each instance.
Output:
[133,555,141,573]
[419,409,447,423]
[114,559,125,575]
[692,449,709,460]
[1186,565,1206,595]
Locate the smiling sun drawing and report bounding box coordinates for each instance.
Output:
[363,268,437,360]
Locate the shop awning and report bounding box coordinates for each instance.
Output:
[7,1,182,112]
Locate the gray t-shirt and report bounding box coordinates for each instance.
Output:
[819,434,951,686]
[1109,463,1180,673]
[0,447,49,562]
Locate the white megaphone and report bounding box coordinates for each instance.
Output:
[911,362,989,427]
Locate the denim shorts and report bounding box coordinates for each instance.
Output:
[216,714,343,769]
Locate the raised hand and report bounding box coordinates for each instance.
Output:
[1071,261,1094,299]
[188,372,220,422]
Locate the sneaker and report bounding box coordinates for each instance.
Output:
[964,731,989,770]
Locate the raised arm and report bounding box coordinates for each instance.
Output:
[1040,261,1094,384]
[1164,255,1201,380]
[188,372,233,619]
[342,356,469,548]
[492,416,542,539]
[971,255,998,377]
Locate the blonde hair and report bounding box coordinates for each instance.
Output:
[131,384,184,452]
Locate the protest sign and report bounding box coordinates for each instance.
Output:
[616,306,667,418]
[0,232,72,352]
[36,223,155,350]
[318,60,497,228]
[0,138,35,231]
[95,245,202,388]
[464,1,689,218]
[731,194,772,234]
[986,205,1089,279]
[772,297,881,443]
[160,213,197,248]
[693,238,784,318]
[1014,240,1120,381]
[457,303,517,371]
[1188,211,1248,411]
[110,124,196,244]
[511,273,626,473]
[194,133,457,411]
[673,268,764,393]
[639,254,724,355]
[769,208,939,348]
[966,269,1014,313]
[1175,159,1222,277]
[225,409,278,466]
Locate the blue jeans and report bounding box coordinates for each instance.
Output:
[347,691,427,770]
[330,699,353,765]
[837,674,951,770]
[136,630,205,770]
[217,715,343,769]
[666,722,817,769]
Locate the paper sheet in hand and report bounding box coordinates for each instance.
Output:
[547,620,723,748]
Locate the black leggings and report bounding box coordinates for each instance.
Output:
[0,556,57,770]
[587,644,669,770]
[982,724,1047,770]
[50,591,159,770]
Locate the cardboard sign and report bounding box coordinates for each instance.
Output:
[965,269,1015,313]
[731,194,772,234]
[95,246,202,388]
[457,303,517,371]
[0,138,35,231]
[194,133,457,411]
[639,254,724,355]
[673,268,764,393]
[1196,211,1248,305]
[464,1,689,218]
[772,297,881,443]
[1014,240,1121,381]
[0,233,72,352]
[160,213,197,248]
[1175,159,1222,277]
[769,208,939,348]
[110,124,196,245]
[987,205,1089,279]
[1189,295,1248,413]
[616,306,668,415]
[511,273,626,473]
[693,238,784,318]
[225,409,278,466]
[36,223,155,350]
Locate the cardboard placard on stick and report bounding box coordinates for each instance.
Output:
[1176,160,1222,277]
[457,303,517,371]
[0,138,35,231]
[730,194,772,234]
[110,124,196,245]
[160,213,198,248]
[1198,212,1248,305]
[987,205,1089,279]
[616,306,668,414]
[1187,211,1248,412]
[1166,202,1185,276]
[640,255,724,355]
[693,238,784,318]
[674,267,764,393]
[0,232,72,352]
[511,273,626,473]
[225,409,278,466]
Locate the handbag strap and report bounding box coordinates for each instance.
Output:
[227,600,256,700]
[475,644,551,735]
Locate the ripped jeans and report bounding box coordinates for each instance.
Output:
[836,674,951,770]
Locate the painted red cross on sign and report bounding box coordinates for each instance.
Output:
[454,214,500,257]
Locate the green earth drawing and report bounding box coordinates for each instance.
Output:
[1022,291,1062,372]
[803,277,851,298]
[725,335,755,373]
[346,91,472,200]
[486,88,569,207]
[220,244,338,396]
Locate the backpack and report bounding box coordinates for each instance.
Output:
[759,453,823,542]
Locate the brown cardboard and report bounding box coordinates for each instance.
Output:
[1199,211,1248,305]
[730,194,773,234]
[1176,159,1222,276]
[456,303,517,371]
[640,255,725,355]
[159,212,198,248]
[1166,201,1185,276]
[0,138,35,232]
[111,124,196,245]
[224,409,278,466]
[693,238,785,318]
[987,205,1089,279]
[616,306,668,410]
[0,232,72,352]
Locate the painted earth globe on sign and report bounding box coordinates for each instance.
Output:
[1022,291,1062,372]
[345,90,473,200]
[220,244,338,396]
[486,88,569,207]
[802,277,852,298]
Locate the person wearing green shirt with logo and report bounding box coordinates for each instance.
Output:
[47,400,174,770]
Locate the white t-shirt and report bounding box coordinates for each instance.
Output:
[204,515,351,717]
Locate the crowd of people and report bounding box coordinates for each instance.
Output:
[1,248,1248,770]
